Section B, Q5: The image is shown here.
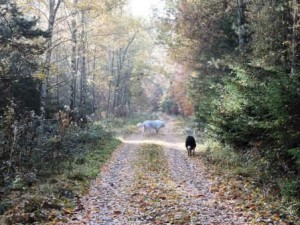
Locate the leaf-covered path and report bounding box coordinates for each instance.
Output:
[66,117,249,224]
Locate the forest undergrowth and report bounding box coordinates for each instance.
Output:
[176,117,300,223]
[197,137,300,222]
[0,123,120,225]
[0,114,155,225]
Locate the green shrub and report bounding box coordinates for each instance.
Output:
[199,139,241,168]
[12,175,27,190]
[0,201,8,215]
[67,171,89,181]
[233,166,256,177]
[281,180,300,199]
[289,147,300,170]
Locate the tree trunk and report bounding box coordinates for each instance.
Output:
[70,0,78,112]
[92,55,96,113]
[237,0,246,54]
[107,50,114,117]
[79,10,87,115]
[112,48,122,115]
[41,0,62,117]
[291,0,299,75]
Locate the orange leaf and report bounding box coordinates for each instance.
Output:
[64,208,74,214]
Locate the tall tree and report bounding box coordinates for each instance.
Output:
[0,0,48,184]
[0,0,48,115]
[42,0,63,117]
[79,10,87,115]
[290,0,300,74]
[237,0,246,54]
[70,0,78,112]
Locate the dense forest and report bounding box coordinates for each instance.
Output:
[0,0,162,185]
[158,0,300,206]
[0,0,299,223]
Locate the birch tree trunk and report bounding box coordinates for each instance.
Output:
[70,0,78,112]
[41,0,62,117]
[92,54,96,113]
[111,33,137,116]
[79,10,87,115]
[112,48,122,115]
[106,50,114,117]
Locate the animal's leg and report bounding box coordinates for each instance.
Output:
[142,125,146,135]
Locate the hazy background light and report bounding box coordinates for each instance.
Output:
[129,0,164,17]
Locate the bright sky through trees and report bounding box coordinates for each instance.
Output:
[129,0,163,17]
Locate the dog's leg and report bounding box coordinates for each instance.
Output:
[187,146,191,156]
[142,125,146,136]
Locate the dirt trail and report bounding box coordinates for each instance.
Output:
[67,117,248,224]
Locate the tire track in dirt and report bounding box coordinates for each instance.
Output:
[68,133,142,224]
[161,117,248,224]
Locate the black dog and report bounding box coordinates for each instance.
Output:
[186,136,196,156]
